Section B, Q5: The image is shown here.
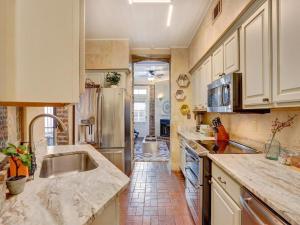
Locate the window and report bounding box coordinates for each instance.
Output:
[134,102,146,122]
[134,89,147,95]
[44,107,56,146]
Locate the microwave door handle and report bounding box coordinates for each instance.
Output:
[240,196,268,225]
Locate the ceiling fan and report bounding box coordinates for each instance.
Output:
[148,70,164,79]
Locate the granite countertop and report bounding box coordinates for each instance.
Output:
[0,145,130,225]
[208,154,300,225]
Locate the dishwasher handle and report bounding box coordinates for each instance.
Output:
[240,189,289,225]
[240,196,267,225]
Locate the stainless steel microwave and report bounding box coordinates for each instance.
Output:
[207,73,242,113]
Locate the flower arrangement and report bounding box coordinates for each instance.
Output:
[105,72,121,86]
[270,114,297,143]
[265,114,297,160]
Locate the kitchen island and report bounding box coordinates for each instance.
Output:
[0,144,130,225]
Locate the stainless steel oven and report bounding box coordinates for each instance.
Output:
[185,145,203,225]
[207,73,242,113]
[240,188,289,225]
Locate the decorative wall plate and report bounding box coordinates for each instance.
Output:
[180,104,190,116]
[162,100,170,115]
[175,89,186,101]
[176,74,190,88]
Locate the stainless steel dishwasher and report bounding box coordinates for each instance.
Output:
[240,188,289,225]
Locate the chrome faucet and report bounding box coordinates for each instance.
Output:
[28,113,67,176]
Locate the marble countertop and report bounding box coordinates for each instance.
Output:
[0,145,130,225]
[177,128,215,141]
[208,154,300,225]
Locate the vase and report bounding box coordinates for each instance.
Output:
[265,139,280,160]
[6,176,27,195]
[110,85,118,88]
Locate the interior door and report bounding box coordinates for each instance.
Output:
[211,178,241,225]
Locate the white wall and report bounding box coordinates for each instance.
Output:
[155,80,170,136]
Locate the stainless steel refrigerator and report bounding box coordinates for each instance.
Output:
[77,87,132,175]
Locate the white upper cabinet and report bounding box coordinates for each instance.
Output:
[212,45,224,80]
[201,57,212,108]
[272,0,300,106]
[240,1,271,108]
[224,31,239,74]
[192,56,212,110]
[192,67,201,108]
[0,0,83,104]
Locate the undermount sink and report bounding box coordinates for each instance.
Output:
[39,151,98,178]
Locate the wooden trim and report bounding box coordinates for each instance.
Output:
[131,54,170,63]
[0,102,68,107]
[189,0,260,74]
[85,68,131,75]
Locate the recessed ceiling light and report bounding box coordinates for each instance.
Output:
[129,0,171,4]
[166,4,173,27]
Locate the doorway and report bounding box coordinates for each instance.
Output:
[133,60,170,162]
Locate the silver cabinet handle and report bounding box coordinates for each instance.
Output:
[217,176,226,185]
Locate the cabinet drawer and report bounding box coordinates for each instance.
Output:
[212,163,241,205]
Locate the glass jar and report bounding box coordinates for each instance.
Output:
[265,139,280,160]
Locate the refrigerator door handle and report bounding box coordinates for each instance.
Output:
[100,93,103,145]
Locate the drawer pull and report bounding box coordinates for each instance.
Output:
[217,176,226,185]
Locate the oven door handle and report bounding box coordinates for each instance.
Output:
[185,167,200,189]
[185,149,199,162]
[240,196,268,225]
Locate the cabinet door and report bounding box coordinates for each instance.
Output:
[212,46,224,81]
[79,0,86,95]
[211,179,241,225]
[272,0,300,105]
[224,31,239,74]
[0,0,80,104]
[200,57,212,108]
[192,68,201,108]
[240,1,271,108]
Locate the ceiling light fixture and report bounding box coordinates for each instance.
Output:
[166,4,173,27]
[129,0,171,4]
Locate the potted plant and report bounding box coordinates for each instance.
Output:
[265,115,297,160]
[105,72,121,88]
[1,144,32,195]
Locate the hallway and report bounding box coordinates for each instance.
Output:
[120,162,194,225]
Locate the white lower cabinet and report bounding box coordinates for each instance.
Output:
[211,163,241,225]
[211,179,241,225]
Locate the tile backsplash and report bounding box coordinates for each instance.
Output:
[205,108,300,152]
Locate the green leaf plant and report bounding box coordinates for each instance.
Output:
[1,143,32,179]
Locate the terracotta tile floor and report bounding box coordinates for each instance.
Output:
[120,162,195,225]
